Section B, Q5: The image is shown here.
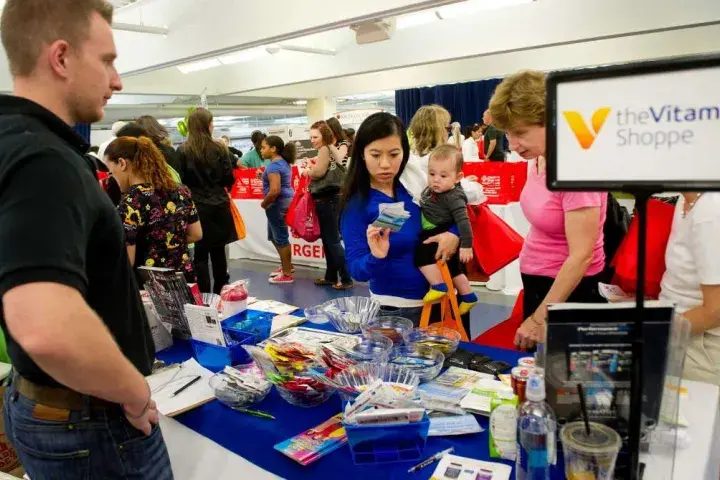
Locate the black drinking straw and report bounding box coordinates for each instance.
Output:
[577,383,591,437]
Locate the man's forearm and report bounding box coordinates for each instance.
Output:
[8,289,149,408]
[486,140,496,158]
[683,306,720,335]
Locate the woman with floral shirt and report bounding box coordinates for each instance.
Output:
[105,136,203,283]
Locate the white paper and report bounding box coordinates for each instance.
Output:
[184,304,225,346]
[428,414,483,437]
[250,300,298,315]
[431,454,512,480]
[271,314,306,334]
[147,359,215,416]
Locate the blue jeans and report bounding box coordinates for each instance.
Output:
[266,196,292,247]
[3,382,173,480]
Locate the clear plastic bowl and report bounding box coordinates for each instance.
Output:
[362,316,414,345]
[322,297,381,334]
[407,326,461,356]
[343,334,393,363]
[209,368,271,407]
[388,345,445,382]
[335,363,420,401]
[275,382,336,408]
[304,306,330,324]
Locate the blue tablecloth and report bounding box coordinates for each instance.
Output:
[158,322,564,480]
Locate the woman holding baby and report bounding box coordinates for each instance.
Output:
[341,111,476,330]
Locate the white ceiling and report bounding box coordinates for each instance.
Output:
[1,0,719,127]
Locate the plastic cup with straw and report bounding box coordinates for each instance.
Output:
[560,384,623,480]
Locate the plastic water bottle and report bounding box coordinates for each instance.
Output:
[516,374,556,480]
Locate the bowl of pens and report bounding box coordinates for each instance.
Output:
[322,297,381,334]
[388,345,445,382]
[362,316,414,345]
[335,363,420,402]
[209,363,272,407]
[407,325,461,356]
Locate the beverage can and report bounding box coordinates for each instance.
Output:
[511,367,533,404]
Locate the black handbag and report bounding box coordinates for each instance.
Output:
[309,147,346,196]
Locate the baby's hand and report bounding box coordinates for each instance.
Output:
[459,248,473,264]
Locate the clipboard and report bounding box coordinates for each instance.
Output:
[146,359,216,417]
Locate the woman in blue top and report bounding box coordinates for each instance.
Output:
[260,136,296,284]
[341,112,460,326]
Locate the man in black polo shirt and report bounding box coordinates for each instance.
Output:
[0,1,172,478]
[483,109,507,162]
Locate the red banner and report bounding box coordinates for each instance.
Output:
[230,168,264,200]
[463,162,528,205]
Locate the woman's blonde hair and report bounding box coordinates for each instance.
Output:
[450,122,462,149]
[489,70,547,131]
[105,136,178,192]
[409,104,451,156]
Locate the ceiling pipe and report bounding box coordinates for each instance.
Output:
[112,22,169,35]
[272,45,337,56]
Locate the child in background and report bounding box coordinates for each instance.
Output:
[415,145,478,314]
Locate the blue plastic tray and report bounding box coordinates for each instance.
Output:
[343,414,430,465]
[222,309,275,344]
[190,338,252,372]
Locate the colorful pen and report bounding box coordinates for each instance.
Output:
[407,447,454,473]
[232,407,275,420]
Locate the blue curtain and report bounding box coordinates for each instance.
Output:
[395,78,503,130]
[73,123,91,144]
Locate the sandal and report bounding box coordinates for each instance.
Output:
[332,282,354,291]
[314,278,335,286]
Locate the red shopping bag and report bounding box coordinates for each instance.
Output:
[473,290,524,349]
[286,175,310,227]
[467,204,524,276]
[611,199,675,299]
[288,185,321,243]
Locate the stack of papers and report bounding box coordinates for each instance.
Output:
[372,202,411,232]
[429,414,483,437]
[271,314,306,334]
[146,359,215,417]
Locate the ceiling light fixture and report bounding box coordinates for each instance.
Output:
[177,58,221,74]
[219,46,270,65]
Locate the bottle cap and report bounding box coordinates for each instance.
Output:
[525,373,545,402]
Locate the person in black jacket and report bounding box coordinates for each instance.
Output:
[177,108,237,294]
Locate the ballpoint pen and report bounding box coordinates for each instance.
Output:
[232,406,276,420]
[407,447,454,474]
[170,376,201,397]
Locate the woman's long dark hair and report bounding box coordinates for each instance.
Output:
[183,107,228,167]
[326,117,347,144]
[265,135,297,165]
[341,112,410,213]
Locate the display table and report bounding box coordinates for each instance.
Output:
[157,323,719,480]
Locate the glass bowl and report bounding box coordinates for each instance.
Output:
[362,316,414,345]
[388,345,445,382]
[275,380,336,408]
[343,334,393,363]
[322,297,381,334]
[304,306,330,324]
[209,364,272,407]
[335,363,420,401]
[407,325,462,356]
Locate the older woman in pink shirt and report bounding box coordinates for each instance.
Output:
[489,71,607,350]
